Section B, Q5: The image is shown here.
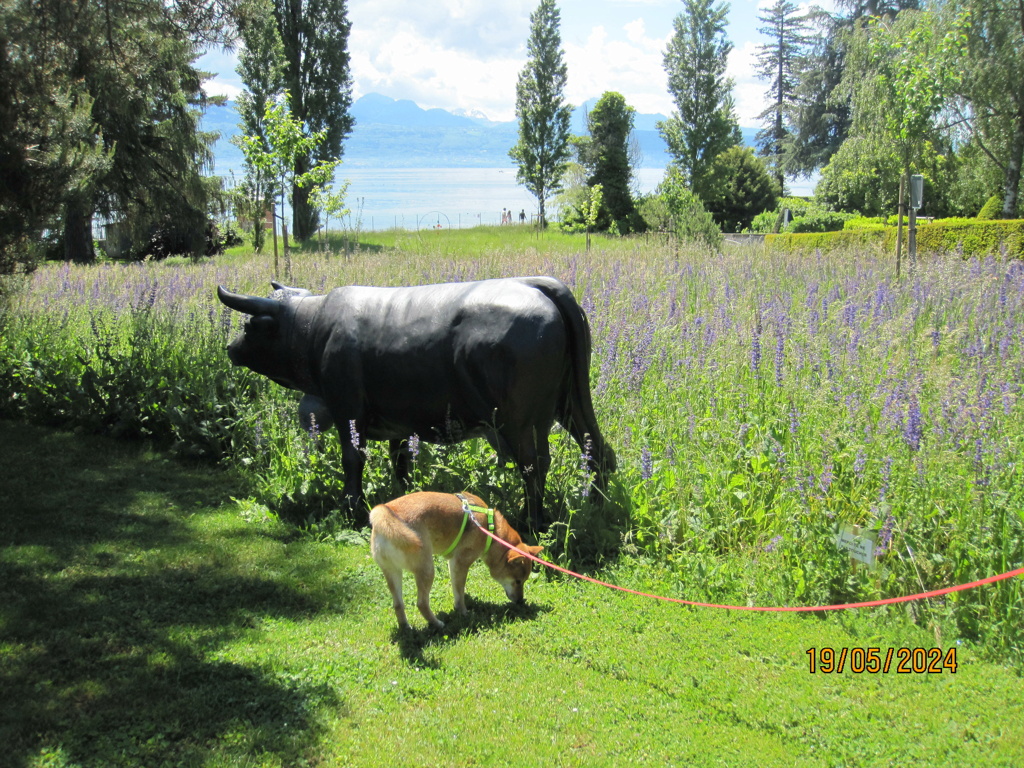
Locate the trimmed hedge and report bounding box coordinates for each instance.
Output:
[765,218,1024,258]
[764,228,886,255]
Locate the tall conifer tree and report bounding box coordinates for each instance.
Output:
[658,0,741,196]
[754,0,809,190]
[509,0,573,227]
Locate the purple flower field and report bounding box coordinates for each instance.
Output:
[2,239,1021,654]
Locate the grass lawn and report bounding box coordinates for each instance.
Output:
[1,419,1022,767]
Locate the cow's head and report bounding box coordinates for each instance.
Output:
[217,283,306,389]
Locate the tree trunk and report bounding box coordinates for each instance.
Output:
[291,153,319,241]
[271,199,279,276]
[1002,110,1023,218]
[63,196,95,264]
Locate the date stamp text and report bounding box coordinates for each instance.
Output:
[806,647,957,674]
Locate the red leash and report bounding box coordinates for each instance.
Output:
[474,519,1024,612]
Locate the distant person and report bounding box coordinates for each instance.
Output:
[501,207,507,225]
[519,209,526,224]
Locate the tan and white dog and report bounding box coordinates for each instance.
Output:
[369,491,543,630]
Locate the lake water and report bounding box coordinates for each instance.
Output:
[331,167,668,231]
[225,165,817,232]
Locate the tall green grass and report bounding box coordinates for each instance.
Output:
[1,233,1022,661]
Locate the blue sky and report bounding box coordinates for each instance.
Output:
[199,0,832,127]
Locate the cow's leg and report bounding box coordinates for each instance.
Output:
[339,425,369,526]
[512,426,551,532]
[389,438,412,487]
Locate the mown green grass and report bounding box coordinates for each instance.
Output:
[220,224,650,264]
[2,420,1022,767]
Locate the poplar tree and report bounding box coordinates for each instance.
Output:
[272,0,354,241]
[754,0,809,189]
[658,0,741,194]
[235,0,286,252]
[509,0,573,227]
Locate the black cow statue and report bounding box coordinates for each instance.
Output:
[217,276,616,529]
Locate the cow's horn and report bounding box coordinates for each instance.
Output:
[271,280,312,297]
[217,285,280,316]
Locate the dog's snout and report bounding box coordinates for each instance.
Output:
[504,583,525,603]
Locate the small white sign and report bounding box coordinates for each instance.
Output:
[836,524,878,568]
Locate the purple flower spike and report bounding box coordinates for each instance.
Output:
[903,393,923,452]
[640,447,654,481]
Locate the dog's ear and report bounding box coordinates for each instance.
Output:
[508,545,542,561]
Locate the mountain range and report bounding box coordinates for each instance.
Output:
[203,92,757,175]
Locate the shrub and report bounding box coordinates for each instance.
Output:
[843,216,886,231]
[766,218,1024,258]
[748,209,778,234]
[977,194,1003,220]
[776,196,817,218]
[696,146,779,232]
[636,193,673,233]
[915,218,1024,257]
[786,211,859,234]
[659,166,723,248]
[765,229,886,255]
[815,136,901,216]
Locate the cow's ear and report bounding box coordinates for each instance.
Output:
[249,315,278,333]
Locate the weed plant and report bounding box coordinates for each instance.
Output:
[1,233,1022,661]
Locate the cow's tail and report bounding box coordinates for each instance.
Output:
[520,277,617,486]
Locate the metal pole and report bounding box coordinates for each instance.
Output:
[908,201,917,274]
[896,175,905,279]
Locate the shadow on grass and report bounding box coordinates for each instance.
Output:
[291,236,390,257]
[0,420,344,767]
[390,595,549,668]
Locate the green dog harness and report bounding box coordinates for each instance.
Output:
[440,493,494,557]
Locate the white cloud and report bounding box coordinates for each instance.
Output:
[348,0,531,120]
[563,19,673,116]
[728,40,769,127]
[202,79,243,101]
[196,1,778,124]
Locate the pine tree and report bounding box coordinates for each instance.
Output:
[786,8,850,176]
[509,0,573,227]
[273,0,354,241]
[787,1,920,176]
[658,0,741,195]
[2,1,240,266]
[754,0,809,190]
